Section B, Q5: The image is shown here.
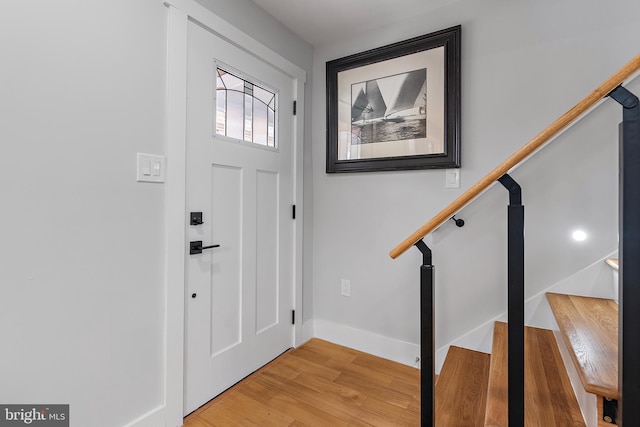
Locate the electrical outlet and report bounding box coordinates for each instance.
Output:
[341,279,351,297]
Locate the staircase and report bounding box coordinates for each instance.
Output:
[434,259,620,426]
[388,54,640,426]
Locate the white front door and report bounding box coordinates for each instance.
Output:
[184,21,295,415]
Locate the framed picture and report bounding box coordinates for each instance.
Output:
[326,26,461,173]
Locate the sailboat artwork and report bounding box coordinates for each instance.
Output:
[326,27,460,172]
[351,68,427,145]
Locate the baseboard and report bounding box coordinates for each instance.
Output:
[123,404,166,427]
[311,319,420,368]
[307,254,617,376]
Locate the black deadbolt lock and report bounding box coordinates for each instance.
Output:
[190,212,204,226]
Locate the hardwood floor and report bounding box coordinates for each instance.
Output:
[183,338,420,426]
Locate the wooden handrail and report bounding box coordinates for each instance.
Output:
[390,54,640,259]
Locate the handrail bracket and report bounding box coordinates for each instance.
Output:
[415,239,433,266]
[498,173,522,205]
[609,85,640,110]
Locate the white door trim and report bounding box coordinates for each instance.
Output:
[163,1,306,425]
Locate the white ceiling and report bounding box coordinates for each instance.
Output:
[250,0,453,46]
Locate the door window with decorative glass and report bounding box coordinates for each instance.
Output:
[216,68,276,148]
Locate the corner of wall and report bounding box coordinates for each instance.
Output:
[302,319,315,343]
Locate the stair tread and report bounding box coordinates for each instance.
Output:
[546,292,618,398]
[485,321,585,427]
[435,346,490,427]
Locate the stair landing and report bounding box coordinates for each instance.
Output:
[485,321,585,427]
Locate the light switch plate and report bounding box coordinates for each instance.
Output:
[137,153,166,183]
[445,169,460,188]
[341,279,351,297]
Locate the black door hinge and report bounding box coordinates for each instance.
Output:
[291,310,295,325]
[293,100,297,116]
[292,205,296,219]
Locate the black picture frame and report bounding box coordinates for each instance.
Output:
[326,26,461,173]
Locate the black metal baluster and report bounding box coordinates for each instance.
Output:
[609,85,640,427]
[498,173,525,427]
[415,239,435,427]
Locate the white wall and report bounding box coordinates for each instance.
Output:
[0,1,312,426]
[0,1,166,426]
[310,0,640,357]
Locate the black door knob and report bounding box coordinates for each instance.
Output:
[189,241,221,255]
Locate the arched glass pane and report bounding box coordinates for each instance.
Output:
[254,86,274,109]
[221,71,243,91]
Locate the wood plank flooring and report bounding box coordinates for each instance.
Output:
[183,338,420,426]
